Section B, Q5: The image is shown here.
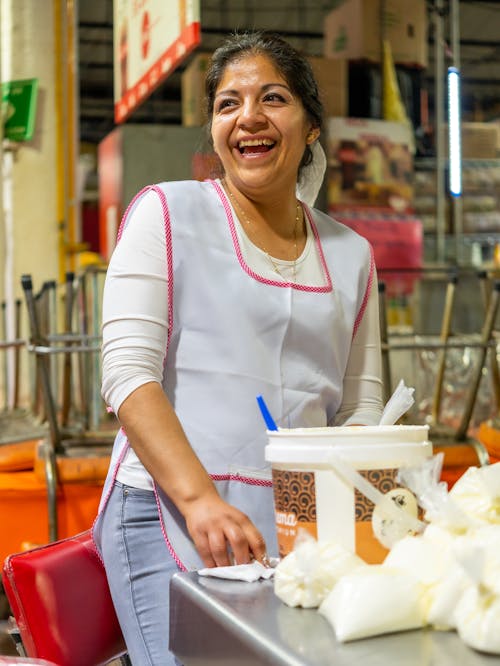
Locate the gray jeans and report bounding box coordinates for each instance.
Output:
[95,481,181,666]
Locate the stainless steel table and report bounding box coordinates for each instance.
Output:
[170,572,499,666]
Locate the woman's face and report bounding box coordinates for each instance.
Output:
[211,53,315,198]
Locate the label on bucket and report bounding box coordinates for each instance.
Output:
[354,468,398,521]
[354,468,419,563]
[354,468,397,563]
[371,487,419,548]
[271,469,317,557]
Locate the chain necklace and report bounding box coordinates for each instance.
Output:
[222,179,301,282]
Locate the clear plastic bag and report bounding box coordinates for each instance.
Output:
[273,530,365,609]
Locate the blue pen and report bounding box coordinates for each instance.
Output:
[256,395,278,431]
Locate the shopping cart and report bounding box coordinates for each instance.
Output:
[379,270,500,485]
[20,274,115,542]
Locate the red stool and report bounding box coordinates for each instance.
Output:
[2,531,129,666]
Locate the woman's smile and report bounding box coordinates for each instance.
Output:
[234,135,277,163]
[237,137,276,156]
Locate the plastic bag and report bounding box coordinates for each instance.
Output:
[379,379,415,426]
[453,532,500,654]
[383,526,469,630]
[397,453,474,533]
[319,565,427,642]
[449,463,500,525]
[273,531,365,609]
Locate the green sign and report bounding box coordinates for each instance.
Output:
[1,78,39,142]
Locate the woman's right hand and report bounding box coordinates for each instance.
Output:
[182,491,267,568]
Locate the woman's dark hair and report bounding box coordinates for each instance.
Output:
[205,31,323,171]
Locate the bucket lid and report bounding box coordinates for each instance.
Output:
[265,425,431,467]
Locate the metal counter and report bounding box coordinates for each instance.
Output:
[170,572,498,666]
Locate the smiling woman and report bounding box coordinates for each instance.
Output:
[93,30,383,666]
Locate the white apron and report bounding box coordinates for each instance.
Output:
[95,179,374,571]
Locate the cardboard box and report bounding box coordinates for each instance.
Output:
[461,123,498,158]
[181,52,212,127]
[324,0,427,68]
[442,122,499,159]
[327,117,414,213]
[181,53,348,126]
[307,56,347,119]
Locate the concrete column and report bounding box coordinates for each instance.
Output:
[1,0,59,406]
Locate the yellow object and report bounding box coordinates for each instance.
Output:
[77,250,107,270]
[54,0,79,281]
[387,295,413,330]
[382,40,415,153]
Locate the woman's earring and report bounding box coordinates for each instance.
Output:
[307,130,318,144]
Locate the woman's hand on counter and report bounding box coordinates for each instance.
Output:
[182,491,267,568]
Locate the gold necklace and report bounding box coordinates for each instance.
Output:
[223,180,301,282]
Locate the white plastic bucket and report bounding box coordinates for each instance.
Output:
[265,425,432,563]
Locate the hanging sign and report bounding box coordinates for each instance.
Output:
[1,78,39,142]
[113,0,201,123]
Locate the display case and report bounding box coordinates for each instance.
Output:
[414,157,500,266]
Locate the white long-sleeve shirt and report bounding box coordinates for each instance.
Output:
[102,188,383,489]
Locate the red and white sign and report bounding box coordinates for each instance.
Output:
[113,0,201,123]
[98,127,123,260]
